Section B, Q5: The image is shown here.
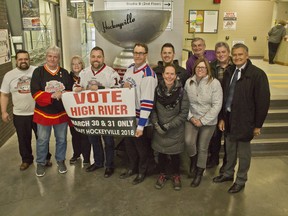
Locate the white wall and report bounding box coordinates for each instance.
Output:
[60,0,82,70]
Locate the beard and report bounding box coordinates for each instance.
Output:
[92,61,103,70]
[17,63,29,70]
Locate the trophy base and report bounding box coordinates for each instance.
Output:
[113,48,134,75]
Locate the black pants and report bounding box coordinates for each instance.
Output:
[70,126,91,162]
[124,128,150,174]
[268,42,280,63]
[13,114,52,164]
[13,115,35,163]
[158,153,180,175]
[208,127,227,164]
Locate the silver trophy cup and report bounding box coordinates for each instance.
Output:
[91,9,171,72]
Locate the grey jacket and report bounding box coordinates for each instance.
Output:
[268,24,286,43]
[185,75,223,126]
[151,86,189,154]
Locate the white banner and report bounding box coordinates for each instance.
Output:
[62,88,136,136]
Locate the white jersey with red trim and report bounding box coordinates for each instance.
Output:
[78,64,120,89]
[123,63,157,131]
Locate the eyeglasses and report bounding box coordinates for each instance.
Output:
[133,52,147,56]
[196,66,207,70]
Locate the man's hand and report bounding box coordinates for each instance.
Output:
[218,120,225,131]
[253,128,261,136]
[135,129,143,137]
[2,112,10,123]
[123,82,132,89]
[74,87,82,92]
[89,85,98,91]
[51,91,62,100]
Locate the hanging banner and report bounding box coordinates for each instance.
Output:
[62,88,137,137]
[21,0,41,30]
[223,12,237,30]
[0,29,11,64]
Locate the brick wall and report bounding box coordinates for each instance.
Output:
[0,0,15,147]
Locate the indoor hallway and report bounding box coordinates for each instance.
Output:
[0,59,288,216]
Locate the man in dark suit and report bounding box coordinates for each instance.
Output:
[212,43,270,193]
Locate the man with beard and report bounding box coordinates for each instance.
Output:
[153,43,189,87]
[0,50,51,171]
[74,46,120,178]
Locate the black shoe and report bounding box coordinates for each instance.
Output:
[69,156,80,164]
[104,168,114,178]
[219,164,225,174]
[119,169,136,179]
[228,183,245,193]
[191,168,204,187]
[213,175,234,183]
[45,160,52,167]
[132,174,145,185]
[86,163,103,172]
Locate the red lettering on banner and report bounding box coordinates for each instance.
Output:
[98,91,109,103]
[112,90,122,102]
[73,93,85,104]
[98,105,128,115]
[87,92,99,103]
[70,106,96,116]
[73,90,123,104]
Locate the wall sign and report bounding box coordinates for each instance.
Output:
[223,12,237,30]
[0,29,11,65]
[104,0,173,30]
[189,10,219,33]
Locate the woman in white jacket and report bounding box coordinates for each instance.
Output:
[185,58,223,187]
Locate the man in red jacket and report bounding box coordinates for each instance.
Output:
[30,46,73,177]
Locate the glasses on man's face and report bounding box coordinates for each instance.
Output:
[133,52,147,56]
[196,66,207,70]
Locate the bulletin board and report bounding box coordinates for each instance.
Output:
[188,10,219,33]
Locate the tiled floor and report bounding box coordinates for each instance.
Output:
[0,59,288,216]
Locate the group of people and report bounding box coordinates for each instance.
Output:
[0,37,270,194]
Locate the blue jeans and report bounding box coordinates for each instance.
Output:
[36,122,68,165]
[88,135,115,168]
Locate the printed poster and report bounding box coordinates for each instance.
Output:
[62,88,137,137]
[21,0,41,30]
[0,29,11,65]
[223,12,237,30]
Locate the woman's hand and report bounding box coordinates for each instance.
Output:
[190,117,202,127]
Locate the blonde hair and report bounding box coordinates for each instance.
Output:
[70,55,85,71]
